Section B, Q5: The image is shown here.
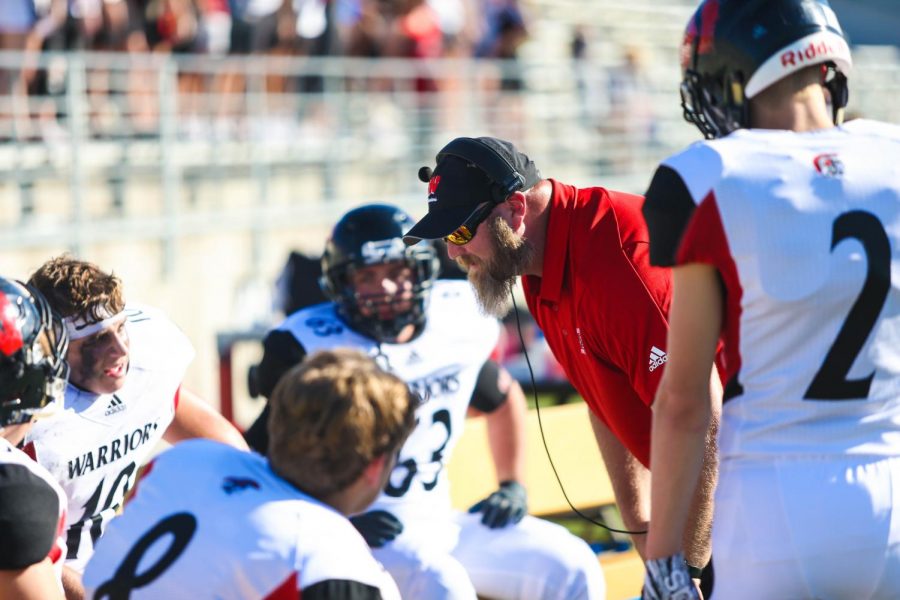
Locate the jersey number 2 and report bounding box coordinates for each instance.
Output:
[804,210,891,401]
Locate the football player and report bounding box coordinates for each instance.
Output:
[23,256,249,598]
[83,349,415,599]
[642,1,900,598]
[0,277,69,600]
[243,204,605,599]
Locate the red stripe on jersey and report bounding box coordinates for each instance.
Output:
[265,572,298,600]
[47,512,66,563]
[21,441,37,461]
[676,191,744,393]
[173,385,181,410]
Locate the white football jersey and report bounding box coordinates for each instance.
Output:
[82,439,400,600]
[0,437,67,581]
[24,304,194,572]
[278,280,500,519]
[648,119,900,459]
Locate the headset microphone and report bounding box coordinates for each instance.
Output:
[418,166,433,183]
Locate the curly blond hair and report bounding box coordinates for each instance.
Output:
[28,255,124,321]
[268,349,417,498]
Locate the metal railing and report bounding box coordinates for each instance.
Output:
[1,49,898,276]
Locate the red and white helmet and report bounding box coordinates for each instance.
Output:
[0,278,69,427]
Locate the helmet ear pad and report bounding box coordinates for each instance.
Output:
[320,204,441,344]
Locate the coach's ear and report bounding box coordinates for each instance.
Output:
[501,191,527,233]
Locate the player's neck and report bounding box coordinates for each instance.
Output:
[750,84,834,133]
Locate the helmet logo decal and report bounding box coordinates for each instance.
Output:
[680,0,718,70]
[361,238,406,264]
[0,293,24,357]
[427,175,441,201]
[781,39,841,68]
[698,0,719,55]
[813,153,844,177]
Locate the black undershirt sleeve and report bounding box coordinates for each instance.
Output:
[0,464,59,570]
[301,579,384,600]
[642,164,698,267]
[469,359,510,414]
[243,330,308,455]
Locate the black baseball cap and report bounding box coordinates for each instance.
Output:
[403,137,541,245]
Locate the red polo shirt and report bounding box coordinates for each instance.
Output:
[523,180,672,467]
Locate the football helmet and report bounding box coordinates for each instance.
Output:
[321,204,440,343]
[680,0,851,139]
[0,278,69,427]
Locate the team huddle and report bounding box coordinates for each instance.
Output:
[2,1,900,599]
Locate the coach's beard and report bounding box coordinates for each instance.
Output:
[458,216,534,318]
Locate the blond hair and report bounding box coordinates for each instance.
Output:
[268,349,417,498]
[28,255,124,321]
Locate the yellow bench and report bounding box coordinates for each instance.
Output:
[448,403,644,600]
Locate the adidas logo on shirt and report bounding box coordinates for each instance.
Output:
[648,346,667,372]
[104,395,126,416]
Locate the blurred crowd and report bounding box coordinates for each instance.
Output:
[0,0,531,141]
[0,0,528,64]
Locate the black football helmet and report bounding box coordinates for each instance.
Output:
[0,278,69,427]
[680,0,852,139]
[321,204,440,343]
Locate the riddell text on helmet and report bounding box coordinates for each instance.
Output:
[781,40,839,67]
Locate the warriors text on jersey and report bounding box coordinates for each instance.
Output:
[24,305,194,571]
[277,280,499,520]
[82,439,400,600]
[644,119,900,459]
[0,437,67,581]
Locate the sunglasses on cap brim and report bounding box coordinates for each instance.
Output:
[443,202,496,246]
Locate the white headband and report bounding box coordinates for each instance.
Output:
[64,310,126,340]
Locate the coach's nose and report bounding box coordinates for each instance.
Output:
[446,242,464,260]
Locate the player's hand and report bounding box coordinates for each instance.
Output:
[468,480,528,529]
[350,510,403,548]
[642,553,701,600]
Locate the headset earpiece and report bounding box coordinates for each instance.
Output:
[436,138,527,204]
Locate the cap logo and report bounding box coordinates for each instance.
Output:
[0,293,24,357]
[428,175,441,202]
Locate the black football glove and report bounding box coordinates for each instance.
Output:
[468,480,528,529]
[642,553,701,600]
[350,510,403,549]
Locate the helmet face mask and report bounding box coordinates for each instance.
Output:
[680,0,851,139]
[0,279,69,428]
[681,69,748,139]
[321,205,440,344]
